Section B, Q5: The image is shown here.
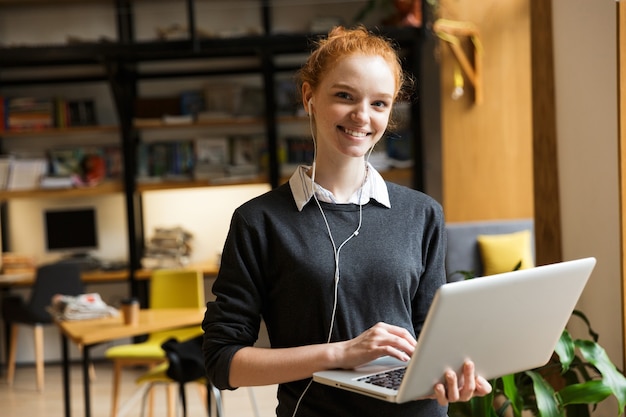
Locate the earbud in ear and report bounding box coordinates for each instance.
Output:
[308,99,313,116]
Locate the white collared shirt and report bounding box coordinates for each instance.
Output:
[289,163,391,211]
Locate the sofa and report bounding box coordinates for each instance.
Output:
[445,219,535,282]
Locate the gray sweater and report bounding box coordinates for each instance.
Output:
[203,181,448,417]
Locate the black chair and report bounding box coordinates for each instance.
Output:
[137,334,263,417]
[162,336,212,417]
[137,335,233,417]
[1,262,84,391]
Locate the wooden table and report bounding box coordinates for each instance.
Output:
[55,308,206,417]
[0,261,220,287]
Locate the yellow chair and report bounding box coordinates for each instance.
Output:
[105,269,205,417]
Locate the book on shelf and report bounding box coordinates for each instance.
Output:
[137,140,195,180]
[66,99,97,126]
[55,97,69,128]
[5,97,55,131]
[275,78,300,116]
[194,137,229,180]
[285,135,315,165]
[103,146,123,178]
[6,158,47,190]
[229,135,262,178]
[237,86,264,117]
[40,175,74,189]
[204,83,242,117]
[48,148,82,176]
[162,114,193,125]
[0,97,98,131]
[2,252,35,275]
[0,97,5,131]
[0,156,13,189]
[180,90,205,118]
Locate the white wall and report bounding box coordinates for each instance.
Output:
[552,1,623,415]
[142,184,271,266]
[7,195,128,264]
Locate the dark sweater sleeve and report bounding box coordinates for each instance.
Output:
[202,208,265,390]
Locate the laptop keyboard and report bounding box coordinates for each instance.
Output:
[357,367,406,390]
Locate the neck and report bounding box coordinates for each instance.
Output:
[311,158,368,203]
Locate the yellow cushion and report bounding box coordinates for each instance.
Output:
[105,326,203,359]
[477,230,534,276]
[105,341,165,359]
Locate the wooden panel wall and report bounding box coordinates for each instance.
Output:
[438,0,534,222]
[619,0,626,368]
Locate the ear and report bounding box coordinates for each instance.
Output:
[301,83,314,115]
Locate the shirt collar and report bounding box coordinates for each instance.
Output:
[289,163,391,211]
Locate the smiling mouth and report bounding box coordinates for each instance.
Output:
[341,126,370,138]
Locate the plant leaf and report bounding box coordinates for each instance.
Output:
[501,374,523,416]
[448,269,477,281]
[527,370,564,417]
[470,392,498,417]
[575,339,626,414]
[554,330,576,373]
[558,380,612,405]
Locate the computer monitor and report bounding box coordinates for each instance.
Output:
[44,207,98,256]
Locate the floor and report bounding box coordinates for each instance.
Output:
[0,361,278,417]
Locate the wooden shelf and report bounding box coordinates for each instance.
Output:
[134,117,265,130]
[0,180,123,200]
[0,125,119,138]
[0,260,220,287]
[133,115,306,131]
[136,175,269,193]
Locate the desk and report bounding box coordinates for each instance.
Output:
[55,308,205,417]
[0,261,219,287]
[0,263,217,374]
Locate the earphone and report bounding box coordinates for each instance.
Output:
[291,97,371,417]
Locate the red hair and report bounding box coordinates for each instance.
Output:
[298,25,406,102]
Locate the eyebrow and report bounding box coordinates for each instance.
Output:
[330,83,394,100]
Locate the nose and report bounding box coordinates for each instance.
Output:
[351,102,369,123]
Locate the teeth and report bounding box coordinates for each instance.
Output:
[344,127,368,137]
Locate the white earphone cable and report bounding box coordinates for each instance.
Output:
[291,104,374,417]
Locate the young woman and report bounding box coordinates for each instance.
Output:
[202,25,491,417]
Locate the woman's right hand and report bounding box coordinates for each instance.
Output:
[332,322,417,369]
[229,322,417,387]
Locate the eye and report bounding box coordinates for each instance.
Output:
[335,91,352,100]
[372,100,390,109]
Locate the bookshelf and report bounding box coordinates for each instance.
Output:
[0,0,439,302]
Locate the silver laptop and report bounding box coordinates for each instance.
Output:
[313,257,596,403]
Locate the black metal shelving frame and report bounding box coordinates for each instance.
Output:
[0,0,439,303]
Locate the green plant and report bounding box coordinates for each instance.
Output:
[447,270,626,417]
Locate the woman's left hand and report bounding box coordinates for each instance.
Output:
[431,360,492,405]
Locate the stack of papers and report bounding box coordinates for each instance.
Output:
[49,293,119,321]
